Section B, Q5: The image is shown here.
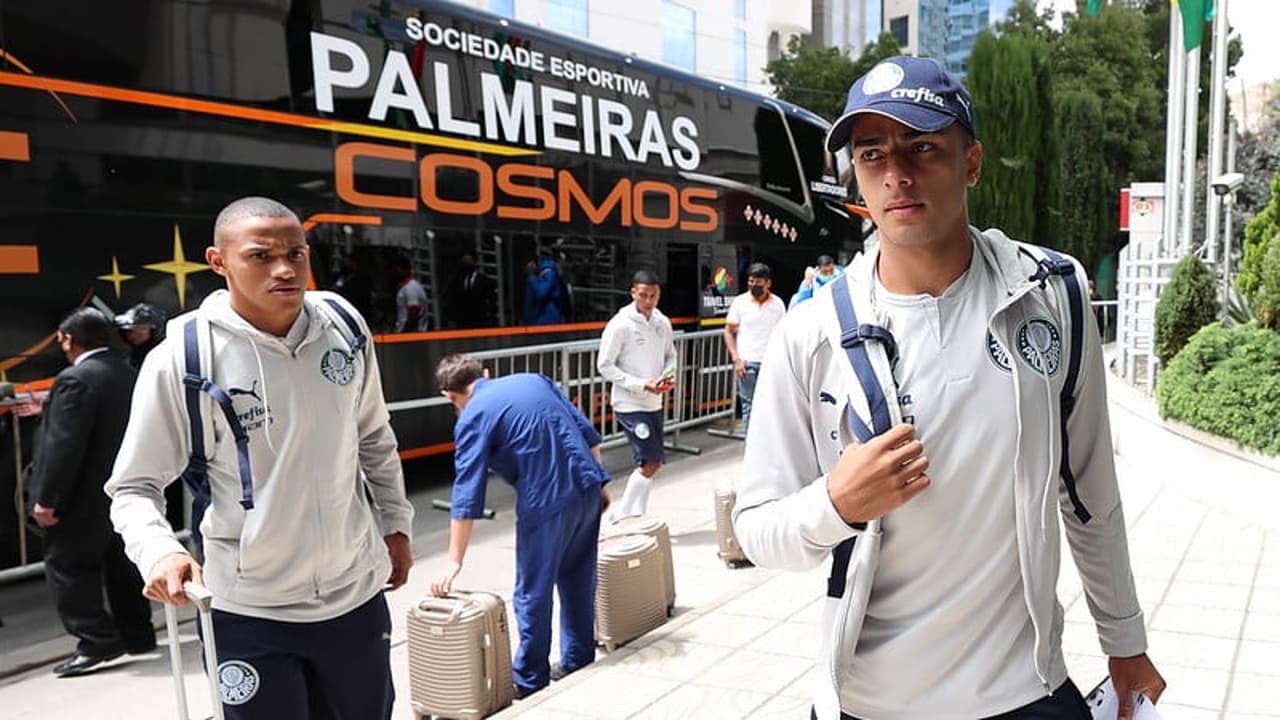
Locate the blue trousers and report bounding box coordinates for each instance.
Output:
[513,486,602,692]
[207,593,393,720]
[737,362,761,433]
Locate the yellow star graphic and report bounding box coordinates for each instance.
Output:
[144,224,209,308]
[96,256,135,299]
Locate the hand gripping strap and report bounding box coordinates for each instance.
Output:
[826,274,898,599]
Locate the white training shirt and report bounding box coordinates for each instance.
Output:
[841,247,1049,718]
[725,292,786,363]
[396,278,428,332]
[597,302,676,413]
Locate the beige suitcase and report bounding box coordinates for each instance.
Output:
[595,534,668,652]
[407,591,514,720]
[600,516,675,611]
[714,488,752,568]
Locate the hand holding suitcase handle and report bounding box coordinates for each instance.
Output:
[144,552,206,606]
[164,580,225,720]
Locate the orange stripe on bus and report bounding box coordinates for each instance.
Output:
[399,442,455,460]
[0,245,39,273]
[0,72,538,157]
[0,131,29,161]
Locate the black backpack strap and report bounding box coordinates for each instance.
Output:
[321,297,367,354]
[1020,244,1091,524]
[826,273,898,599]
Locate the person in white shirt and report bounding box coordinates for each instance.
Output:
[393,258,429,332]
[722,262,785,433]
[733,57,1164,720]
[596,270,676,522]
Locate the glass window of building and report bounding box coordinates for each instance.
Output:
[734,28,747,87]
[734,0,746,21]
[488,0,515,16]
[547,0,588,37]
[889,14,909,47]
[661,1,697,72]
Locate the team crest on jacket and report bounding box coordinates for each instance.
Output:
[321,348,355,385]
[1017,319,1063,376]
[986,332,1013,373]
[218,660,260,705]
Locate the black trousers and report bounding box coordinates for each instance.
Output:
[814,678,1091,720]
[43,527,154,655]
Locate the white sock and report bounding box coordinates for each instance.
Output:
[615,469,653,519]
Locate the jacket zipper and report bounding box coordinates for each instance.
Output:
[990,281,1054,693]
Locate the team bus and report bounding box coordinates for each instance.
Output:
[0,0,860,462]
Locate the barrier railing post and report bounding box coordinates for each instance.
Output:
[661,334,701,456]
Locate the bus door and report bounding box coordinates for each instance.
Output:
[696,242,737,319]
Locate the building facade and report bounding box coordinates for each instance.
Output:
[467,0,811,95]
[880,0,1016,76]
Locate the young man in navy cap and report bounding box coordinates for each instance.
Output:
[733,57,1165,720]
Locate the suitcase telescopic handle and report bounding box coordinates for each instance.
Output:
[183,581,214,612]
[164,581,225,720]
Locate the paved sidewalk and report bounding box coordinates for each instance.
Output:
[3,373,1279,719]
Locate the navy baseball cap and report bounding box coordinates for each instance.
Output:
[825,56,977,153]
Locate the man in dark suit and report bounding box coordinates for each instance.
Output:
[29,308,155,676]
[446,253,495,328]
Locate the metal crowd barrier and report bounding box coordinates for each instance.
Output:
[384,328,743,452]
[0,330,743,583]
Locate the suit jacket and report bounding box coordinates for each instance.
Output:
[29,350,136,535]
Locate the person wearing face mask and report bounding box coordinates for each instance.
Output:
[789,254,846,309]
[722,262,785,434]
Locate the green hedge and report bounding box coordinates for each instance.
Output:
[1154,255,1219,366]
[1156,322,1280,455]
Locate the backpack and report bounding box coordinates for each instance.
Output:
[179,297,366,549]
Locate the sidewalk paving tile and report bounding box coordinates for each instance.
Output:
[1234,639,1280,676]
[748,693,814,719]
[745,620,821,659]
[536,673,680,719]
[618,637,734,680]
[1228,672,1280,714]
[1154,663,1230,709]
[1244,612,1280,643]
[1150,605,1245,638]
[631,682,773,719]
[1145,629,1238,670]
[1250,587,1280,614]
[694,648,812,694]
[656,610,781,649]
[1163,580,1253,611]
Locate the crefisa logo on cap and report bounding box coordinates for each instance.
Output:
[862,62,905,95]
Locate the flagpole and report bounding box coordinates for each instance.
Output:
[1179,45,1200,255]
[1162,9,1185,257]
[1203,0,1230,264]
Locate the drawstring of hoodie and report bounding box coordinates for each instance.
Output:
[247,337,279,456]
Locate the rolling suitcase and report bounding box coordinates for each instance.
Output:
[600,516,675,612]
[714,488,752,568]
[407,591,514,720]
[163,581,225,720]
[594,533,668,652]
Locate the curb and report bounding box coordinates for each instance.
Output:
[1106,370,1280,475]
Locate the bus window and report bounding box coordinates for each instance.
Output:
[754,106,806,207]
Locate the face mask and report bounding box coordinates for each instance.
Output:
[749,285,766,298]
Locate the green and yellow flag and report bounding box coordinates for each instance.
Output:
[1173,0,1216,52]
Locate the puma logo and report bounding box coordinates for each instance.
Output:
[228,380,262,403]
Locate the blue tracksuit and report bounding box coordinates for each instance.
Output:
[451,374,609,692]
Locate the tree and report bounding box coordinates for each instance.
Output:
[765,32,903,121]
[1238,170,1280,308]
[1057,90,1108,272]
[994,0,1060,44]
[967,32,1050,243]
[1053,5,1166,261]
[1155,254,1220,366]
